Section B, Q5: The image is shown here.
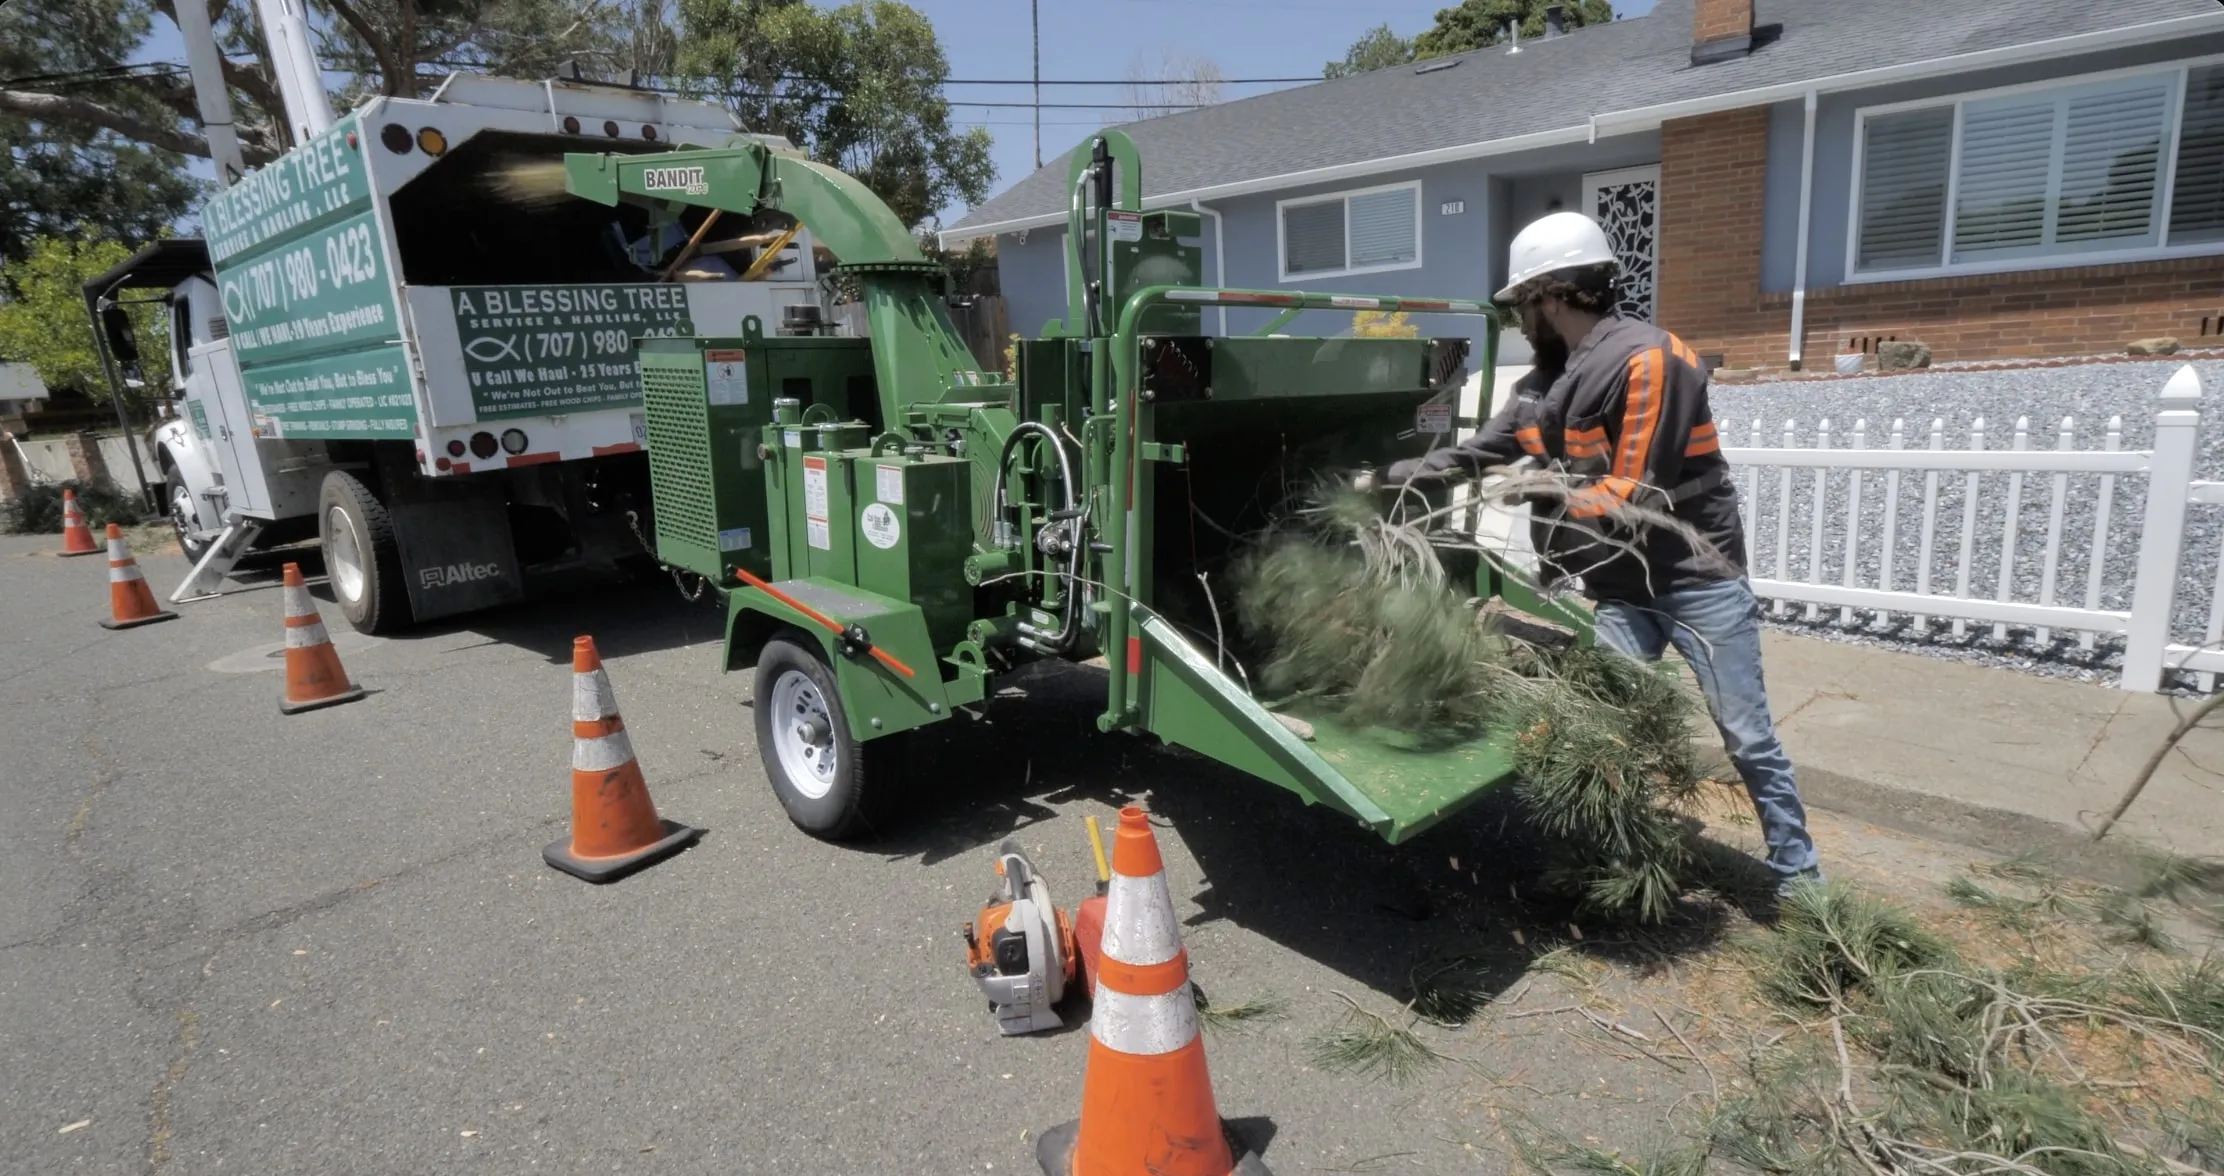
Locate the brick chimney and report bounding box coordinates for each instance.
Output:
[1691,0,1754,65]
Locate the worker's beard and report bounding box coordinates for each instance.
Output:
[1523,318,1571,374]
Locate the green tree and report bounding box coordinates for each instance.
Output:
[1323,24,1415,79]
[675,0,994,231]
[0,3,206,270]
[319,0,666,98]
[1411,0,1614,59]
[1323,1,1614,77]
[0,238,172,403]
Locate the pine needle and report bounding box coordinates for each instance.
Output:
[1308,990,1448,1084]
[1195,990,1289,1033]
[1750,882,1954,1010]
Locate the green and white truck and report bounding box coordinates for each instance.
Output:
[108,0,828,630]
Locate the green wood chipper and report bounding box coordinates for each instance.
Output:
[561,131,1587,844]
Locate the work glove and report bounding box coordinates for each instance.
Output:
[1359,458,1429,492]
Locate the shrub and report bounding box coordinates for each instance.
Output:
[1,478,147,535]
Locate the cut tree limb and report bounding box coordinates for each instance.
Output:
[2092,693,2224,841]
[0,90,219,159]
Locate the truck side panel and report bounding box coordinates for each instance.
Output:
[202,112,420,444]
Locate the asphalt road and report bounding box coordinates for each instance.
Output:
[2,531,1740,1175]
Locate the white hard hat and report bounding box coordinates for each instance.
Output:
[1494,211,1618,303]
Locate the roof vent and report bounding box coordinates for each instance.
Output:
[1414,58,1461,75]
[1505,21,1522,54]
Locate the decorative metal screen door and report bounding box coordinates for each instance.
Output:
[1581,165,1660,322]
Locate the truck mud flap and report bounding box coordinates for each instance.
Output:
[1133,609,1517,845]
[391,498,523,622]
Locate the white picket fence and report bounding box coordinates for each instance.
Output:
[1720,364,2219,693]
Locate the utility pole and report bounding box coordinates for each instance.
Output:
[1032,0,1041,169]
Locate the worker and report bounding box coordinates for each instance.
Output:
[1363,211,1821,896]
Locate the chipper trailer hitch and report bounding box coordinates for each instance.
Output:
[561,131,1592,845]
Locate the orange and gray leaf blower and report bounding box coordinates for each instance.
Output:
[964,840,1077,1035]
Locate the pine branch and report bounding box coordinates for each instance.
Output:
[0,89,216,159]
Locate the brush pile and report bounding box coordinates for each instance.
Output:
[1713,881,2224,1176]
[1228,484,1705,924]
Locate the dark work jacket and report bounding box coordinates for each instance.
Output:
[1404,316,1747,603]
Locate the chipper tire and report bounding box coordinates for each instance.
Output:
[754,633,901,840]
[318,470,409,635]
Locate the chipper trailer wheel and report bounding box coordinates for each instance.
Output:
[754,633,902,840]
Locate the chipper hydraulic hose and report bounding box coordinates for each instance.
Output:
[993,422,1083,654]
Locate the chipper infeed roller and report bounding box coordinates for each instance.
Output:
[563,131,1586,844]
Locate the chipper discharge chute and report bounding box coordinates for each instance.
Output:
[562,131,1588,844]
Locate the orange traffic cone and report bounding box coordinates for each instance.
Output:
[58,489,100,556]
[278,563,366,713]
[97,524,178,630]
[1036,807,1273,1176]
[542,636,701,883]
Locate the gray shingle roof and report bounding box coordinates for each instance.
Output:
[945,0,2223,236]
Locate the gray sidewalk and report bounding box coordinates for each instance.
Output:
[1749,632,2221,878]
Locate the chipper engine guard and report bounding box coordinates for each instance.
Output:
[563,131,1592,845]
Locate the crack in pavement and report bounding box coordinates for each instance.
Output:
[2065,693,2132,786]
[145,1009,198,1172]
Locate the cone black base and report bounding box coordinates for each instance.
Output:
[280,684,367,714]
[542,818,701,883]
[1033,1119,1275,1176]
[99,610,179,630]
[57,549,102,558]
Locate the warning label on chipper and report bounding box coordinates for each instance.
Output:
[803,456,830,551]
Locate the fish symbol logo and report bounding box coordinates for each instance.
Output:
[466,335,521,362]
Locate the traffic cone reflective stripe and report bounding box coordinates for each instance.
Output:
[542,635,700,882]
[1038,806,1272,1176]
[97,525,177,630]
[278,563,364,713]
[58,490,99,556]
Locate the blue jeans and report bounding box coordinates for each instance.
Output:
[1592,578,1821,887]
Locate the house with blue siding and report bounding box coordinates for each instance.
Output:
[942,0,2224,375]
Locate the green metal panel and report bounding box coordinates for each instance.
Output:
[1169,336,1448,402]
[849,455,974,651]
[637,336,771,582]
[724,578,957,741]
[1135,610,1515,844]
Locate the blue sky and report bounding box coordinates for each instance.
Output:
[140,0,1661,219]
[931,0,1656,208]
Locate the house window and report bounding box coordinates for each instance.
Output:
[1851,62,2224,278]
[1277,182,1422,280]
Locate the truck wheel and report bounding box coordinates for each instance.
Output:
[165,466,210,562]
[318,470,409,634]
[754,633,901,840]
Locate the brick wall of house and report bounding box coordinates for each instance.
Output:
[1654,109,2224,371]
[1656,108,1772,363]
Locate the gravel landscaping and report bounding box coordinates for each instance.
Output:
[1707,356,2224,690]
